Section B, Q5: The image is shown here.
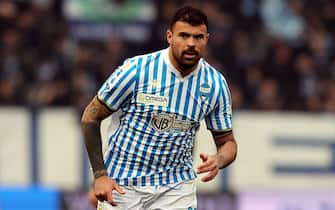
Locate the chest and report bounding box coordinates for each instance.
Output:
[132,76,216,121]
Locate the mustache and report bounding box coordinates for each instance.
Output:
[182,50,198,55]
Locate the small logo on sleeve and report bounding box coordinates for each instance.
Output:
[99,81,113,96]
[226,104,232,115]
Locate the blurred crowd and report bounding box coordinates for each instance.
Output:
[1,0,335,113]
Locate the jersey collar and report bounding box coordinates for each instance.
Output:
[162,47,202,80]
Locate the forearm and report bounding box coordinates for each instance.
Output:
[213,132,237,169]
[82,121,107,178]
[81,96,113,179]
[216,140,237,169]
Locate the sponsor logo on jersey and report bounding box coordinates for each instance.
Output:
[150,113,199,132]
[151,113,174,131]
[137,93,169,107]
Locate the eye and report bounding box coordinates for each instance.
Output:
[179,33,190,39]
[194,34,204,40]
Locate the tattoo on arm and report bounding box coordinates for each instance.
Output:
[82,122,106,178]
[81,96,113,179]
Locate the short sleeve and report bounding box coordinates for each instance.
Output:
[97,60,137,110]
[204,78,233,132]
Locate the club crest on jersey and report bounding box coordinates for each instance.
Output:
[200,83,211,100]
[151,113,174,132]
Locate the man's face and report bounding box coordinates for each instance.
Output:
[167,21,209,71]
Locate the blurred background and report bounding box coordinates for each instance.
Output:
[0,0,334,210]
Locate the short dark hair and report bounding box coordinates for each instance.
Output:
[170,6,208,31]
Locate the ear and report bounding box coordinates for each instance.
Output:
[166,30,172,45]
[205,33,210,43]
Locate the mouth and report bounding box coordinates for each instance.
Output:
[183,51,198,59]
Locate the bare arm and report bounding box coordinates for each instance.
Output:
[197,131,237,182]
[81,96,113,178]
[212,131,237,169]
[82,96,125,205]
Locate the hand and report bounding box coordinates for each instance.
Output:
[196,153,221,182]
[94,176,125,206]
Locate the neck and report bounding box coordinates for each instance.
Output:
[168,48,198,77]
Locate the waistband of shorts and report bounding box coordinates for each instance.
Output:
[113,168,197,186]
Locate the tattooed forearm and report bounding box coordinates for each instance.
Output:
[81,96,113,179]
[82,122,106,177]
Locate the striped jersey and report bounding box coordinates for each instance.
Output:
[97,48,233,186]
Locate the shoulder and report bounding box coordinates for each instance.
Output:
[200,61,232,104]
[115,50,161,73]
[112,49,165,80]
[128,49,165,65]
[200,59,228,83]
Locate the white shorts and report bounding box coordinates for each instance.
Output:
[97,180,197,210]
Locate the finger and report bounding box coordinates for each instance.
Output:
[114,184,125,194]
[200,153,208,162]
[197,164,216,174]
[87,189,98,207]
[106,191,118,206]
[197,158,215,171]
[201,169,218,182]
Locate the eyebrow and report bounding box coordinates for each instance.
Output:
[178,32,206,37]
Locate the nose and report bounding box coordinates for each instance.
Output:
[186,37,196,47]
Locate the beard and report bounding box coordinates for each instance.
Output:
[172,48,201,71]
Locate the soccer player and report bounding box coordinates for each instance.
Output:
[81,6,238,210]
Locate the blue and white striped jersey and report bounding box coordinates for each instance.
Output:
[97,48,233,186]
